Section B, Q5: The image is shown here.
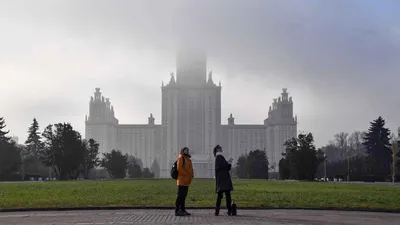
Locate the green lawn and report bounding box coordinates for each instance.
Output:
[1,179,400,211]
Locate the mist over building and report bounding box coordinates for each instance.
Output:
[85,51,297,178]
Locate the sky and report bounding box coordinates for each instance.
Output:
[0,0,399,147]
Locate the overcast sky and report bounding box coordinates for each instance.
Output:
[1,0,399,147]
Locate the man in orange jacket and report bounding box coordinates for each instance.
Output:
[175,147,194,216]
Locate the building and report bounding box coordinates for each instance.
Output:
[85,50,297,178]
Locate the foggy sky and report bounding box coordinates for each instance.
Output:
[0,0,399,147]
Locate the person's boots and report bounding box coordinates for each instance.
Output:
[183,210,191,216]
[175,210,185,216]
[215,208,220,216]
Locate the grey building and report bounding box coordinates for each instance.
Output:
[85,50,297,178]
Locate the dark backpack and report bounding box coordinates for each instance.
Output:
[171,157,185,180]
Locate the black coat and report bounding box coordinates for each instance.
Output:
[215,154,233,193]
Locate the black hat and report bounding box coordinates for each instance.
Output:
[213,145,221,156]
[181,147,189,154]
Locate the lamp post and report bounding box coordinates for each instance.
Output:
[323,153,327,182]
[392,142,397,183]
[347,148,350,182]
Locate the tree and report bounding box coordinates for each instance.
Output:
[234,150,269,179]
[0,117,11,142]
[278,158,290,180]
[334,132,349,158]
[247,150,269,179]
[81,139,100,179]
[150,159,160,178]
[21,153,49,179]
[101,149,128,179]
[0,118,21,180]
[142,167,154,178]
[348,131,366,157]
[321,143,341,162]
[282,133,322,180]
[21,118,48,179]
[127,155,142,178]
[395,127,400,169]
[235,155,248,178]
[39,123,85,180]
[0,141,22,180]
[135,157,143,169]
[362,117,392,178]
[25,118,43,155]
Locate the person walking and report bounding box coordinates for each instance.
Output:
[213,145,233,216]
[175,147,194,216]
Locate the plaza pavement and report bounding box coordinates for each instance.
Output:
[0,209,399,225]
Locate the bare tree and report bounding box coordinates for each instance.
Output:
[334,132,349,160]
[348,131,366,157]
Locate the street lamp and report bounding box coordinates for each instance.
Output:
[392,142,397,183]
[347,148,350,182]
[323,153,327,182]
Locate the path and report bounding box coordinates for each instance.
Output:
[0,209,399,225]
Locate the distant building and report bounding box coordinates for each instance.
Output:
[85,50,297,178]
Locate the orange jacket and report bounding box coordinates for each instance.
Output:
[177,154,193,186]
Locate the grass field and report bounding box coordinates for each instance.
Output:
[1,179,400,211]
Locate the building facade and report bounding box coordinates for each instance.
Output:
[85,51,297,178]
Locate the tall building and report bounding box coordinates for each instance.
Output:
[85,51,297,178]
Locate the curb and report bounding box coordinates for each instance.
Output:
[1,206,400,214]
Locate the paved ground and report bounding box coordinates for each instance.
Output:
[2,181,398,224]
[1,209,400,225]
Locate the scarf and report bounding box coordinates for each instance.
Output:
[181,152,191,158]
[215,152,223,157]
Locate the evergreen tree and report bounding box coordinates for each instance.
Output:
[101,149,128,179]
[282,133,322,180]
[25,118,43,155]
[150,159,160,178]
[362,117,391,178]
[81,138,100,179]
[141,167,154,178]
[247,149,269,179]
[0,119,21,180]
[396,127,400,168]
[0,117,11,142]
[235,155,248,178]
[0,141,22,180]
[22,118,48,180]
[278,158,290,180]
[39,123,85,180]
[234,150,269,179]
[127,155,142,178]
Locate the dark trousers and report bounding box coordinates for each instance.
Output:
[216,191,232,212]
[175,185,189,212]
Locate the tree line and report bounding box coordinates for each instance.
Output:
[234,116,399,182]
[316,117,400,182]
[1,115,398,182]
[0,117,155,181]
[280,116,399,181]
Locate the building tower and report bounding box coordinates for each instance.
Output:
[160,50,221,178]
[85,88,119,154]
[264,88,297,170]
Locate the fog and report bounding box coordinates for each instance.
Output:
[0,0,399,146]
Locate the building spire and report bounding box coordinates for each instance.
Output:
[207,71,214,85]
[169,72,176,84]
[148,113,155,125]
[228,113,235,125]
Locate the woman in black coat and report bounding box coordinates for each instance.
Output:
[213,145,233,216]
